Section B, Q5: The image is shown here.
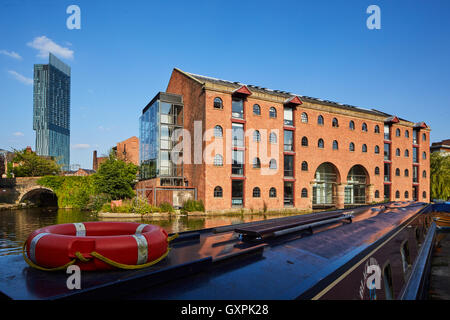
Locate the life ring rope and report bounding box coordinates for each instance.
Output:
[23,233,179,272]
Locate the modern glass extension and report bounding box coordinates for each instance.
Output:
[139,92,183,184]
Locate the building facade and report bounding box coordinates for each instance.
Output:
[115,136,140,166]
[137,68,431,212]
[33,53,71,170]
[430,139,450,155]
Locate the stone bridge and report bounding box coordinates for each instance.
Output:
[0,177,57,205]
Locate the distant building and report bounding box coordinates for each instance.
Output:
[430,139,450,155]
[33,53,71,171]
[0,149,13,177]
[92,150,108,171]
[93,136,139,170]
[64,168,96,176]
[115,136,139,166]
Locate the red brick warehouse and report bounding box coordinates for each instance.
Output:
[136,68,430,212]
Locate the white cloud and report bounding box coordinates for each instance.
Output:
[98,126,111,132]
[27,36,74,60]
[8,70,33,85]
[12,132,24,136]
[0,50,22,60]
[72,144,91,149]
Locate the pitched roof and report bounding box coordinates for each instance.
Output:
[175,68,399,120]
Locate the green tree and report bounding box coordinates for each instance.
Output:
[93,150,139,200]
[430,152,450,201]
[12,148,61,177]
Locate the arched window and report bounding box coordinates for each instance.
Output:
[375,190,380,198]
[423,191,427,199]
[405,130,409,138]
[395,168,400,176]
[301,136,308,147]
[301,112,308,123]
[318,115,324,125]
[318,139,324,148]
[301,161,308,171]
[214,154,223,166]
[269,107,277,118]
[405,149,409,157]
[253,187,261,198]
[269,159,277,169]
[269,187,277,198]
[362,123,368,132]
[396,190,400,198]
[422,170,426,178]
[253,157,261,168]
[253,130,261,142]
[375,167,380,175]
[213,97,223,109]
[422,152,426,160]
[396,148,400,156]
[269,132,277,144]
[332,118,339,127]
[405,191,409,199]
[333,140,338,150]
[301,188,308,198]
[422,133,426,141]
[349,120,355,130]
[349,142,355,152]
[214,186,223,197]
[214,125,223,137]
[396,128,401,137]
[253,104,261,115]
[375,145,380,154]
[405,169,409,177]
[374,125,380,133]
[362,144,367,153]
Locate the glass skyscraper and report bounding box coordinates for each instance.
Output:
[33,53,71,170]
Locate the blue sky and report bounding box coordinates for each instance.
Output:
[1,0,449,169]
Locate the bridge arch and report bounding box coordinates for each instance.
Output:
[19,186,58,207]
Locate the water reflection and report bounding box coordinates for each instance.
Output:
[0,207,298,256]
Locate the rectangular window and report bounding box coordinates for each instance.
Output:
[284,107,293,126]
[232,180,244,206]
[384,184,391,200]
[413,130,418,144]
[413,166,418,183]
[384,163,391,182]
[232,150,244,175]
[232,123,244,147]
[384,124,390,140]
[232,98,244,119]
[284,130,294,151]
[413,147,418,163]
[284,155,294,177]
[284,182,294,206]
[384,143,390,160]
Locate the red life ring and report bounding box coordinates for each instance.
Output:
[24,222,169,271]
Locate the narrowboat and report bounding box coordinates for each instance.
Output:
[0,201,448,300]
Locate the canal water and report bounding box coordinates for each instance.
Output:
[0,207,300,256]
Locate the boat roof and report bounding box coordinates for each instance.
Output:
[0,202,430,300]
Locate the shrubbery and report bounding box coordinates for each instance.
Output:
[99,198,174,215]
[182,199,204,212]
